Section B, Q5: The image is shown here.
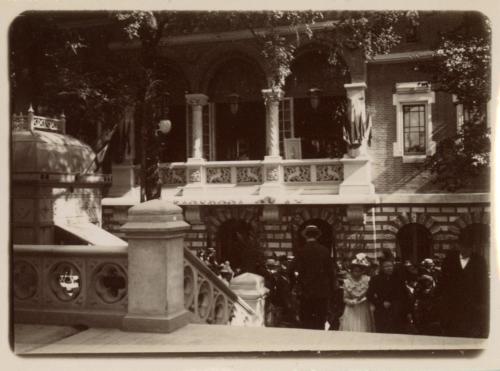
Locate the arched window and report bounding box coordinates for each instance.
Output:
[459,223,490,257]
[207,57,267,161]
[396,223,432,264]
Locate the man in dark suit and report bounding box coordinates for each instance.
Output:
[438,234,489,338]
[367,251,411,334]
[295,225,335,330]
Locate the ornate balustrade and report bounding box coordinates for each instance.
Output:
[157,159,344,187]
[183,248,257,326]
[281,159,343,183]
[13,244,128,328]
[12,112,66,133]
[13,243,257,330]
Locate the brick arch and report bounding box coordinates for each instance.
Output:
[205,206,261,235]
[289,207,345,256]
[384,212,439,240]
[290,206,343,233]
[449,210,490,237]
[196,46,269,94]
[204,206,263,266]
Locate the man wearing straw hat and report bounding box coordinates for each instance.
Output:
[296,224,335,330]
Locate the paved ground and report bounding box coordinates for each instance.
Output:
[13,324,85,354]
[14,323,486,355]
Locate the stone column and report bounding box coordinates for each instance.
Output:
[121,200,191,333]
[262,88,284,160]
[186,94,209,162]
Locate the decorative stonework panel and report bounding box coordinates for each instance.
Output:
[188,169,201,183]
[32,116,60,131]
[284,165,311,182]
[92,263,127,304]
[13,260,39,300]
[266,167,279,182]
[39,198,53,223]
[236,167,262,184]
[13,199,35,223]
[48,261,82,303]
[12,114,28,131]
[161,167,187,185]
[206,167,231,184]
[316,164,344,182]
[197,279,213,321]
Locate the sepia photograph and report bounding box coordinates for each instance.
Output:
[5,2,498,365]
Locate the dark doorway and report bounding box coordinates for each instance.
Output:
[216,219,263,274]
[215,101,265,161]
[459,223,490,257]
[396,223,433,264]
[293,96,347,159]
[297,219,335,259]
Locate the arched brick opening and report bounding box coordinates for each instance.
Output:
[289,206,344,257]
[384,212,439,258]
[451,210,490,258]
[450,210,490,237]
[204,206,263,271]
[396,223,433,264]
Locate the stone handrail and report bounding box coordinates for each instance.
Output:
[13,244,128,328]
[13,243,257,330]
[183,248,257,325]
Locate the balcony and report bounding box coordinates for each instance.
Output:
[150,156,375,205]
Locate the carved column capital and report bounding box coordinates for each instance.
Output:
[185,94,209,107]
[261,88,284,105]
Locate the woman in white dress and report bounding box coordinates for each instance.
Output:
[339,253,375,332]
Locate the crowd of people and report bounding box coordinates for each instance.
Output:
[197,224,489,338]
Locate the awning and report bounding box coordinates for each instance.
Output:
[55,222,127,247]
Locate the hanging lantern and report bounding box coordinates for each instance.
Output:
[156,91,172,135]
[308,88,323,110]
[228,93,240,115]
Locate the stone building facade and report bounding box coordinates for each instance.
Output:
[92,12,490,268]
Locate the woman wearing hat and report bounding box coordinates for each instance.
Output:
[339,253,375,332]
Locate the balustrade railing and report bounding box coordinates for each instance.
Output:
[12,111,66,134]
[13,244,256,329]
[157,159,344,187]
[183,248,257,326]
[13,244,128,328]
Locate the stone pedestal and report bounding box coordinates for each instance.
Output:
[108,163,137,198]
[339,157,375,195]
[121,200,191,333]
[229,273,269,327]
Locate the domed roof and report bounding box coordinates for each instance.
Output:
[12,129,96,174]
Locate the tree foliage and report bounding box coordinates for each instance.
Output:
[10,10,417,199]
[425,13,491,191]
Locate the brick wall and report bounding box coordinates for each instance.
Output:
[178,204,489,264]
[366,61,458,194]
[102,202,490,266]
